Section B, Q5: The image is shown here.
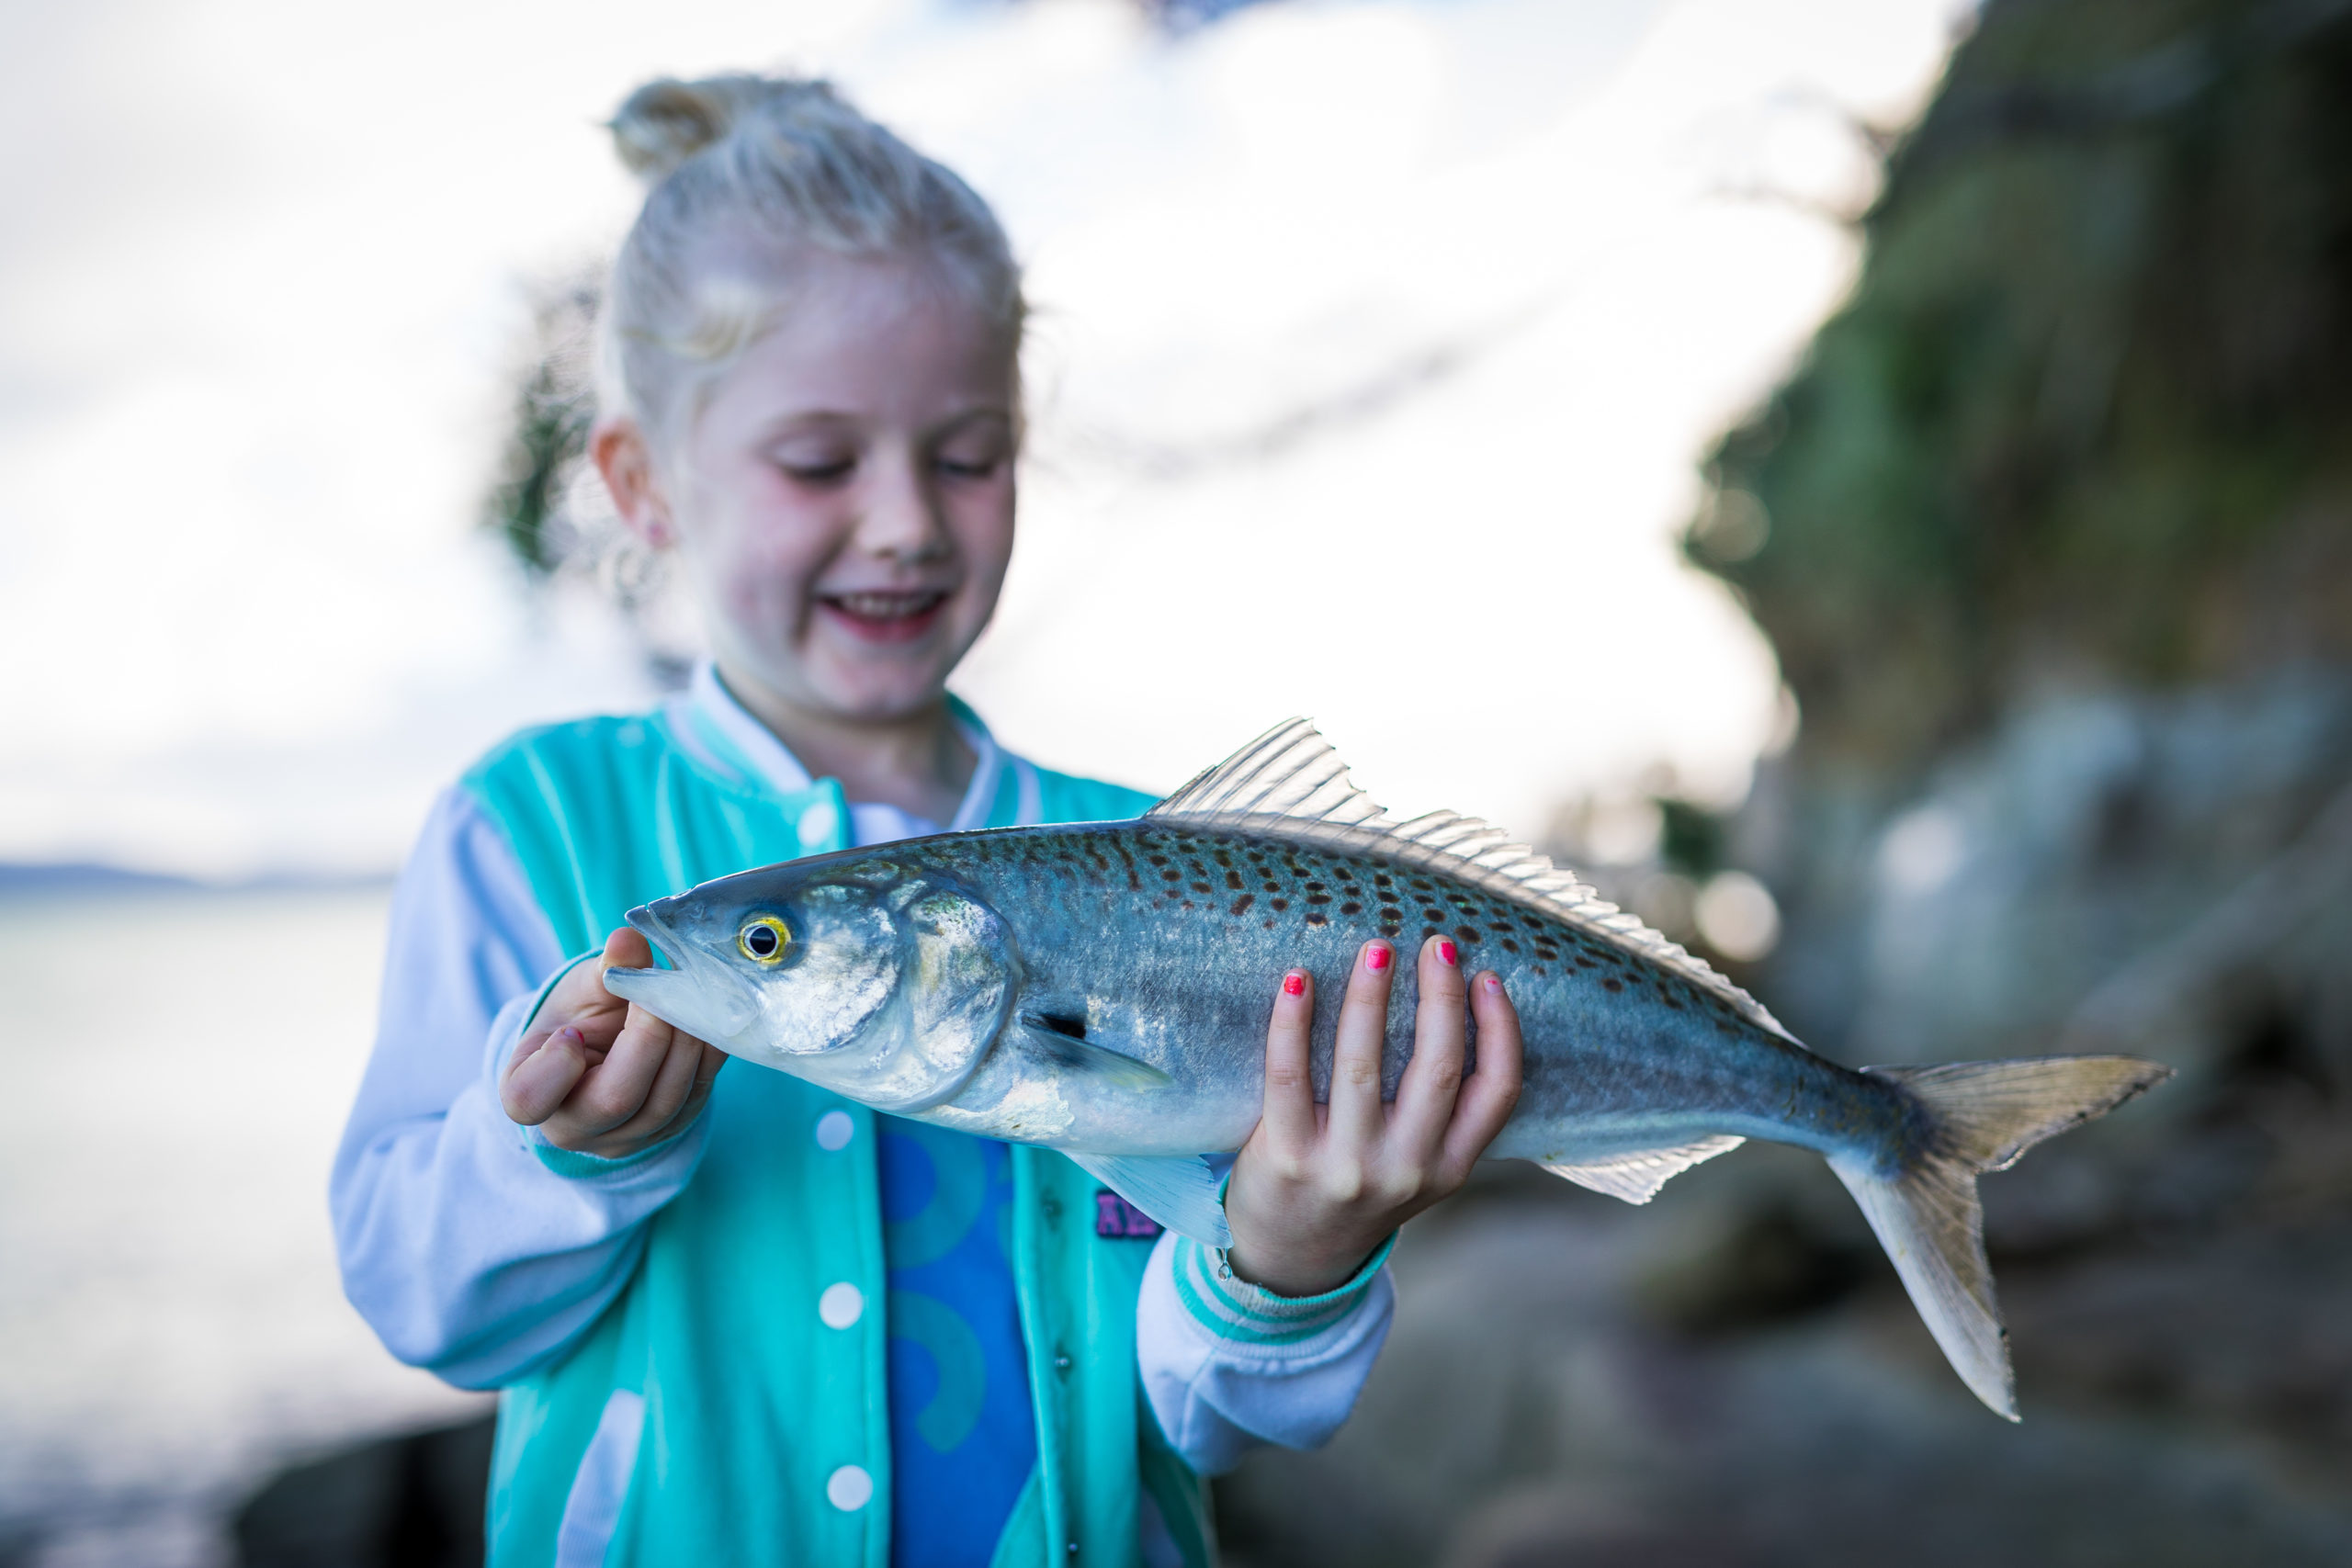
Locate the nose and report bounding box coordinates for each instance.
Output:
[851,449,949,566]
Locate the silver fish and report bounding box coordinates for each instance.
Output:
[607,719,2167,1418]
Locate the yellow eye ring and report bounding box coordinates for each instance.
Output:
[737,915,791,965]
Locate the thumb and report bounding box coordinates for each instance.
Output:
[598,925,654,986]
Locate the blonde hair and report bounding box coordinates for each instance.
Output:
[598,73,1023,449]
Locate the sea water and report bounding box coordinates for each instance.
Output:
[0,886,489,1567]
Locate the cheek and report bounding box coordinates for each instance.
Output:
[683,481,843,624]
[948,479,1018,591]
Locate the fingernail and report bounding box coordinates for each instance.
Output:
[1283,972,1306,997]
[1364,943,1392,972]
[1482,974,1502,994]
[1437,939,1458,966]
[557,1026,583,1043]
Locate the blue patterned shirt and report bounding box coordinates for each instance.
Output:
[876,1119,1036,1567]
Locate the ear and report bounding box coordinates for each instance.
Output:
[591,416,676,549]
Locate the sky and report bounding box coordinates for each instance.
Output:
[0,0,1964,880]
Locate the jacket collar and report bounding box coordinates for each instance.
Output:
[677,660,1010,834]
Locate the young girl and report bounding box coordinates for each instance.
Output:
[333,74,1521,1568]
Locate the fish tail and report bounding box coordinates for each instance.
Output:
[1829,1055,2171,1420]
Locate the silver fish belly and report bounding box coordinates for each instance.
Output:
[605,718,2168,1420]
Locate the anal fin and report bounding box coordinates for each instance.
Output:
[1064,1152,1231,1248]
[1540,1134,1745,1204]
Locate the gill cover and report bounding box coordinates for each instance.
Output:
[790,878,1018,1112]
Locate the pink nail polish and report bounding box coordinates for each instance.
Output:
[1483,974,1502,994]
[1437,939,1458,966]
[1283,972,1306,996]
[1364,944,1391,972]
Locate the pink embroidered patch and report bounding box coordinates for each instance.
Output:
[1093,1190,1164,1239]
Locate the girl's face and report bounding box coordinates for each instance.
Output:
[623,253,1019,725]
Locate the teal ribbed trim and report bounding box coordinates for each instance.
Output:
[1170,1232,1396,1348]
[533,1137,683,1182]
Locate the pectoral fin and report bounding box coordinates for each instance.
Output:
[1017,1017,1172,1093]
[1065,1152,1231,1248]
[1540,1134,1745,1204]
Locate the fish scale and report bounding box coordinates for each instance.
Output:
[606,718,2170,1419]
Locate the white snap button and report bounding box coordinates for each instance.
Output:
[826,1464,873,1511]
[818,1281,863,1330]
[797,802,839,849]
[814,1110,854,1151]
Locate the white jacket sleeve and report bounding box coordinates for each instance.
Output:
[1135,1228,1396,1476]
[329,787,711,1390]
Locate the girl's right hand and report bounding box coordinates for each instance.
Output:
[499,928,729,1159]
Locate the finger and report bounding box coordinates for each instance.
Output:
[1258,969,1317,1159]
[1326,940,1396,1151]
[676,1043,729,1122]
[501,1026,589,1125]
[568,1006,677,1131]
[1389,935,1470,1160]
[1439,971,1525,1182]
[609,1019,714,1142]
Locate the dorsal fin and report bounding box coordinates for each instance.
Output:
[1151,718,1792,1040]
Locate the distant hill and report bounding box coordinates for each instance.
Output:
[0,862,391,896]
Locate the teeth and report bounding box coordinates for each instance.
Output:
[831,592,944,618]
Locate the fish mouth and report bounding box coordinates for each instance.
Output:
[602,902,762,1044]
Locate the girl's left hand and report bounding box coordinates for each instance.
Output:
[1222,936,1524,1297]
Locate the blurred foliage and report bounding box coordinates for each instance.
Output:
[1689,0,2352,783]
[481,276,599,579]
[1655,796,1725,880]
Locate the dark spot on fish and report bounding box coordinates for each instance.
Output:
[1373,874,1393,888]
[1662,995,1683,1010]
[1148,854,1169,867]
[1181,899,1196,910]
[1227,870,1244,890]
[1230,894,1254,916]
[1575,956,1596,969]
[1456,927,1478,946]
[1340,901,1362,916]
[1270,898,1289,912]
[1306,881,1326,893]
[1025,1010,1087,1040]
[1306,894,1330,905]
[1191,882,1212,894]
[1501,939,1520,954]
[1262,919,1275,929]
[1305,911,1328,927]
[1162,868,1182,883]
[1423,926,1445,943]
[1601,977,1623,992]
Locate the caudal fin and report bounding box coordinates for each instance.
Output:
[1830,1055,2171,1420]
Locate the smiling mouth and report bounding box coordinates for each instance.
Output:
[819,590,951,643]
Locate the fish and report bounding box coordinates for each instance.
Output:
[605,718,2168,1418]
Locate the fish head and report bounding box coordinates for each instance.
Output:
[605,855,1016,1113]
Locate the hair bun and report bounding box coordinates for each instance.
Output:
[607,73,846,185]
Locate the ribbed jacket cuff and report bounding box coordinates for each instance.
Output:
[1169,1232,1396,1349]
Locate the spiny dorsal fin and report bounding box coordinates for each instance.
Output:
[1148,716,1389,828]
[1152,718,1792,1040]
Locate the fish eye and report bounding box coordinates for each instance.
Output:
[737,914,791,964]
